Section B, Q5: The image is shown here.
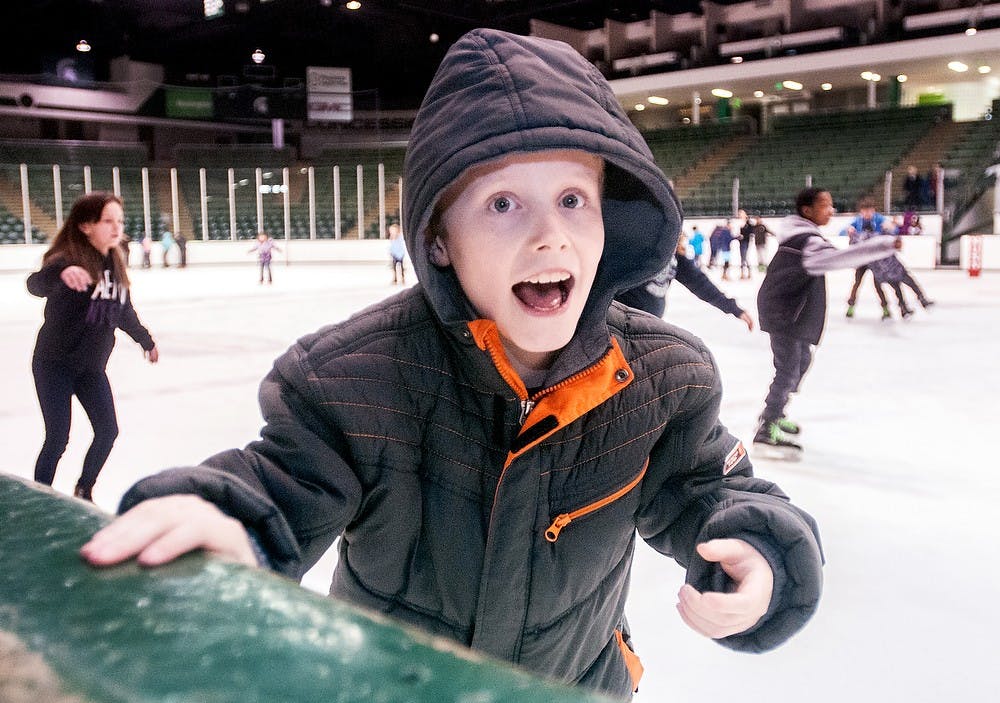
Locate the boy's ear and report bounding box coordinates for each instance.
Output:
[428,236,451,267]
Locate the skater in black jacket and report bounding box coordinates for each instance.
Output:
[27,192,158,501]
[616,233,754,330]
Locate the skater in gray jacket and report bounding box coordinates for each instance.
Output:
[756,187,902,456]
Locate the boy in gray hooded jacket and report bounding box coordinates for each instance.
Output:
[82,29,823,699]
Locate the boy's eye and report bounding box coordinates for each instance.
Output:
[491,196,512,213]
[561,193,582,208]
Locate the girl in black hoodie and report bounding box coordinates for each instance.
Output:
[27,192,158,501]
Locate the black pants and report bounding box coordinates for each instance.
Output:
[763,333,813,422]
[32,359,119,492]
[847,266,888,307]
[259,260,272,283]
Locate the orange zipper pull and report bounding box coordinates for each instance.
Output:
[545,514,572,542]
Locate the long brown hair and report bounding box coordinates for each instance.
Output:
[43,192,130,288]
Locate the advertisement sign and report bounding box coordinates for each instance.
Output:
[307,67,352,123]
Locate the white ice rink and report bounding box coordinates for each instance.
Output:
[1,259,996,702]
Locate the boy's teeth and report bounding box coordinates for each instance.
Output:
[524,273,570,284]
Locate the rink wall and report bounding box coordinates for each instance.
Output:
[0,473,616,703]
[0,214,973,273]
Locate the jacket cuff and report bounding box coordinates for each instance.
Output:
[119,467,302,578]
[684,494,824,653]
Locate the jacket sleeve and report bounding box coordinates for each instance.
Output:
[801,234,896,276]
[26,261,69,297]
[636,343,823,652]
[673,256,744,317]
[118,342,364,579]
[118,294,155,351]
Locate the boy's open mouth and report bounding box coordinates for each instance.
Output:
[512,273,574,312]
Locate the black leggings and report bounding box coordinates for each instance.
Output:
[847,266,888,307]
[32,359,119,492]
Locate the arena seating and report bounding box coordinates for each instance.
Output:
[2,105,996,246]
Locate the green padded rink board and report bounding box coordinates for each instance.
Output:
[0,473,617,703]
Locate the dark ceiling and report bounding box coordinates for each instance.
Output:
[1,1,729,108]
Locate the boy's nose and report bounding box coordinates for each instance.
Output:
[529,211,571,250]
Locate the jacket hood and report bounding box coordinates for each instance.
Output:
[778,215,823,243]
[403,28,682,381]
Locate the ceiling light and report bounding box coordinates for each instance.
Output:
[782,80,803,90]
[346,1,361,9]
[753,90,765,98]
[634,103,645,111]
[429,33,439,43]
[710,88,733,98]
[647,96,669,105]
[949,61,970,72]
[731,56,743,64]
[821,82,832,91]
[897,74,908,82]
[251,48,265,64]
[979,65,992,74]
[966,27,977,36]
[76,39,91,53]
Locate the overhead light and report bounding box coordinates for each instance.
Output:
[647,96,669,105]
[634,103,645,111]
[710,88,733,98]
[861,71,873,80]
[731,56,743,64]
[753,90,765,98]
[979,65,992,74]
[429,33,439,43]
[782,80,803,90]
[966,27,977,36]
[870,73,881,81]
[76,39,91,53]
[346,1,361,9]
[821,82,833,91]
[251,48,265,64]
[948,61,970,73]
[862,72,881,82]
[897,74,908,83]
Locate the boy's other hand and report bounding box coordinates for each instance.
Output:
[676,538,773,639]
[80,495,257,568]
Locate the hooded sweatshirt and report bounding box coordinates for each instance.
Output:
[27,255,154,370]
[120,29,823,699]
[758,215,897,344]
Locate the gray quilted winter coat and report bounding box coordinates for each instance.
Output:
[121,29,823,699]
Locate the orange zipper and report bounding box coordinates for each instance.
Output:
[544,460,648,543]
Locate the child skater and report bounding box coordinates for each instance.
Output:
[387,222,407,284]
[249,231,281,284]
[82,30,823,699]
[755,187,902,457]
[27,192,158,501]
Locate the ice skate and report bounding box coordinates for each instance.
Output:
[846,304,855,318]
[900,305,914,320]
[753,420,803,461]
[775,416,801,435]
[920,298,935,310]
[881,304,892,321]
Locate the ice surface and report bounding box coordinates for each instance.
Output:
[1,260,996,702]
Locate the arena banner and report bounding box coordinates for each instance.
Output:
[165,87,214,119]
[307,66,353,123]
